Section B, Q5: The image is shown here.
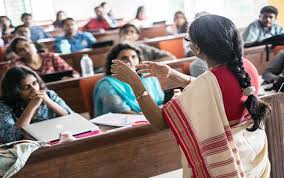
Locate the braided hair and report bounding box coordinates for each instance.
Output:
[188,15,271,131]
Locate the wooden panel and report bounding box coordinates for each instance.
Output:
[243,45,276,74]
[261,93,284,178]
[158,37,185,58]
[46,78,85,113]
[139,25,169,40]
[13,126,181,178]
[60,47,111,73]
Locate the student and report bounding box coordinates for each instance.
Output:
[21,13,51,42]
[10,37,75,75]
[100,2,117,27]
[119,23,175,61]
[54,18,96,53]
[53,11,66,29]
[93,43,164,117]
[243,6,284,43]
[262,49,284,83]
[0,16,14,36]
[84,6,114,31]
[111,15,271,177]
[130,6,151,29]
[13,24,32,39]
[0,66,73,143]
[172,11,188,34]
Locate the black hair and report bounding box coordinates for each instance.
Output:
[0,16,14,27]
[9,36,46,54]
[119,23,140,35]
[105,43,143,75]
[21,13,32,20]
[0,66,45,117]
[135,6,145,19]
[62,17,75,26]
[56,11,65,20]
[188,15,271,131]
[13,24,27,33]
[9,37,29,54]
[260,6,278,16]
[174,11,188,33]
[0,16,14,35]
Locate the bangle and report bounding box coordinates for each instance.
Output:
[136,90,149,101]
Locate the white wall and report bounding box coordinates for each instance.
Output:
[184,0,268,27]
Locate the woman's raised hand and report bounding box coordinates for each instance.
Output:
[136,61,171,79]
[111,60,140,85]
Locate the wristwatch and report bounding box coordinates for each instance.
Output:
[136,90,149,100]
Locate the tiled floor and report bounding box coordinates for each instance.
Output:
[150,169,182,178]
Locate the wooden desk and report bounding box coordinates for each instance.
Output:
[59,47,111,73]
[244,45,275,74]
[11,93,284,178]
[142,34,186,58]
[13,125,181,178]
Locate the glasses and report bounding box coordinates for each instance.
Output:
[184,34,191,42]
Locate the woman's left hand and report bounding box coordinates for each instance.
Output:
[111,60,140,85]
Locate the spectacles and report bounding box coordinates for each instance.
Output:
[184,34,191,42]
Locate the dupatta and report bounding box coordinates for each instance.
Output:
[162,71,246,178]
[102,76,164,112]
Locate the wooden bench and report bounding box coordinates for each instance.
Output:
[12,93,284,178]
[244,45,276,74]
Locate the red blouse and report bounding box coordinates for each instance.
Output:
[211,59,259,121]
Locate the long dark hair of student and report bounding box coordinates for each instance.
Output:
[105,43,143,75]
[188,15,271,131]
[0,66,46,117]
[174,11,188,33]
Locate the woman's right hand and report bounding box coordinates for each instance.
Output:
[136,61,172,79]
[28,92,43,109]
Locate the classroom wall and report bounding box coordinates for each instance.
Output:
[268,0,284,26]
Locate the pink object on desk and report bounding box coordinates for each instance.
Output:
[132,120,149,126]
[50,130,102,145]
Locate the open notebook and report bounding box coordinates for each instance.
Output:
[91,113,147,127]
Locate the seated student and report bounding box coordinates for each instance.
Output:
[53,11,66,29]
[55,18,96,53]
[13,24,32,39]
[9,37,75,75]
[93,43,164,117]
[21,13,51,42]
[0,66,73,143]
[84,6,114,31]
[262,49,284,83]
[0,16,14,36]
[100,2,117,27]
[242,6,284,43]
[130,6,151,29]
[170,11,189,34]
[119,23,175,61]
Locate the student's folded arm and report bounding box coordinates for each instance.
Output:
[46,90,73,115]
